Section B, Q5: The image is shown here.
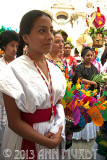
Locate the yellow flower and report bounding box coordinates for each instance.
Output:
[85,90,91,96]
[98,21,102,25]
[93,89,98,95]
[66,80,72,91]
[81,89,86,95]
[95,48,98,51]
[76,84,80,90]
[83,101,90,109]
[97,12,101,17]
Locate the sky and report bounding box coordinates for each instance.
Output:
[0,0,53,31]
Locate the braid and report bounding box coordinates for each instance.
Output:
[16,37,25,57]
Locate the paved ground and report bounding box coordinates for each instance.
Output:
[70,139,96,160]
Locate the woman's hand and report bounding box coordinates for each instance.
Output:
[46,125,63,149]
[93,81,98,89]
[45,132,55,138]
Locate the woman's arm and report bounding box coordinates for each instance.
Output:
[82,79,98,88]
[3,93,63,149]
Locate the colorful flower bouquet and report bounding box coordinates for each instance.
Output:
[62,78,107,133]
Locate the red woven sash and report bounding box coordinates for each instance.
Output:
[21,105,56,160]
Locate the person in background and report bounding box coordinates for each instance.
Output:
[0,30,18,147]
[91,48,101,74]
[46,31,69,79]
[63,42,77,79]
[73,48,81,65]
[46,32,74,152]
[0,10,66,160]
[0,30,18,70]
[73,46,99,90]
[72,46,99,142]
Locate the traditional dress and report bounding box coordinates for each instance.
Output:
[0,57,7,71]
[101,61,107,73]
[46,57,69,79]
[0,57,7,145]
[46,57,73,150]
[0,55,66,160]
[72,62,99,90]
[92,59,101,73]
[62,55,77,79]
[72,63,99,141]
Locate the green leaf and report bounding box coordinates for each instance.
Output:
[102,108,107,121]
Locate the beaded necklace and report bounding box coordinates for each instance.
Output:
[27,54,54,122]
[47,53,61,64]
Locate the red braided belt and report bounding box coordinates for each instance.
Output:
[20,105,56,160]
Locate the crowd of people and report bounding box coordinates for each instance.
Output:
[0,10,107,160]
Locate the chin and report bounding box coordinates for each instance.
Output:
[43,50,51,54]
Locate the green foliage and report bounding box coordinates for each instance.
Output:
[64,41,74,49]
[89,26,107,38]
[90,73,107,85]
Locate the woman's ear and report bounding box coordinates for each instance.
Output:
[2,46,5,51]
[22,35,29,44]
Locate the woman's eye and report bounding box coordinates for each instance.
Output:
[10,44,14,47]
[39,29,45,33]
[50,29,53,34]
[54,40,60,44]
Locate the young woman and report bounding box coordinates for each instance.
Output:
[73,46,99,90]
[73,48,81,65]
[91,48,101,74]
[0,10,66,160]
[0,30,18,146]
[72,46,99,142]
[46,32,73,150]
[46,31,69,79]
[63,42,77,79]
[0,30,19,70]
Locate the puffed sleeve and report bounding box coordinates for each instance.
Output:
[0,66,26,112]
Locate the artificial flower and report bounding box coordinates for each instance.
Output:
[97,12,101,17]
[62,78,107,127]
[83,101,90,109]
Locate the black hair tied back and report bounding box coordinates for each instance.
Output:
[81,46,93,57]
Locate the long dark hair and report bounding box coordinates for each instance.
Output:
[17,10,52,57]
